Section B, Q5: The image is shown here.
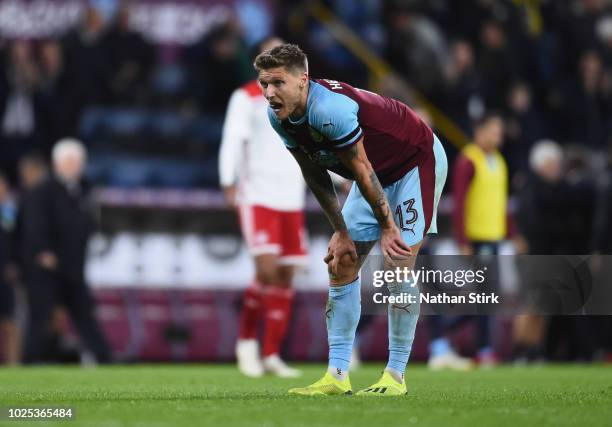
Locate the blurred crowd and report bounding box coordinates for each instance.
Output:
[1,0,611,365]
[1,0,610,187]
[381,0,612,178]
[1,3,253,188]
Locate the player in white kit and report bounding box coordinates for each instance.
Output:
[219,37,307,378]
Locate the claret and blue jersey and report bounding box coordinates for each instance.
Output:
[267,78,435,187]
[268,78,447,246]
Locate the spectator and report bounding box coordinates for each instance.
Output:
[60,6,112,134]
[22,139,111,364]
[516,140,571,254]
[453,113,519,255]
[103,3,155,105]
[429,114,514,369]
[0,172,19,365]
[450,113,524,366]
[587,143,612,357]
[596,15,612,68]
[557,0,610,73]
[590,144,612,255]
[444,39,484,133]
[0,40,42,183]
[187,22,253,114]
[17,153,49,191]
[37,41,66,153]
[563,146,597,253]
[12,153,49,286]
[503,81,547,180]
[478,20,519,110]
[560,50,611,149]
[385,4,448,99]
[513,140,565,363]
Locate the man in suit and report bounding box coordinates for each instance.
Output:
[22,138,110,364]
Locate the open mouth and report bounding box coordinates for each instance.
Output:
[269,101,283,113]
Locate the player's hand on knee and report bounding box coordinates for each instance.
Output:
[326,253,358,283]
[380,226,412,261]
[324,230,357,279]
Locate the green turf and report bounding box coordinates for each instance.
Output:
[0,364,611,427]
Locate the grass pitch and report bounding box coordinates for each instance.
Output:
[0,364,611,427]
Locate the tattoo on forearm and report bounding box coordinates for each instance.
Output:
[369,171,390,226]
[304,168,347,232]
[345,145,359,161]
[336,141,392,230]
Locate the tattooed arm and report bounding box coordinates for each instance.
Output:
[290,149,347,232]
[290,149,357,277]
[337,138,412,258]
[336,138,394,228]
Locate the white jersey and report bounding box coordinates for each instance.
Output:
[219,80,306,211]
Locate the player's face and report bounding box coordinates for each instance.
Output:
[54,151,85,182]
[478,117,504,150]
[487,118,504,149]
[258,67,308,120]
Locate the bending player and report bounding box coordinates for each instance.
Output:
[254,44,447,396]
[219,37,306,378]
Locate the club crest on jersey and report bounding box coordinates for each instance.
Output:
[308,126,324,142]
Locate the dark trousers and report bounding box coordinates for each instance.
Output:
[0,278,15,320]
[23,268,111,363]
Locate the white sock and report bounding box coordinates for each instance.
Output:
[328,366,348,381]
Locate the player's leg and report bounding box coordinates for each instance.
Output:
[288,240,375,395]
[473,242,501,367]
[259,261,292,364]
[358,134,448,396]
[261,210,307,377]
[260,264,299,377]
[386,135,447,387]
[289,183,378,395]
[427,314,474,371]
[325,239,375,373]
[235,204,282,377]
[23,270,57,363]
[0,278,20,365]
[384,241,422,380]
[62,277,112,363]
[355,242,423,397]
[319,178,381,392]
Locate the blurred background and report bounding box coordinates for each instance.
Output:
[0,0,611,366]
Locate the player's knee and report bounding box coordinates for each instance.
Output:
[328,255,359,285]
[256,264,278,284]
[276,266,294,285]
[254,254,281,284]
[256,271,276,285]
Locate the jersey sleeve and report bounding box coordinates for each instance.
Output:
[311,92,363,150]
[219,89,250,187]
[452,154,475,246]
[267,107,298,150]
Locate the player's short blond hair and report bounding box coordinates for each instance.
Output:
[254,43,308,74]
